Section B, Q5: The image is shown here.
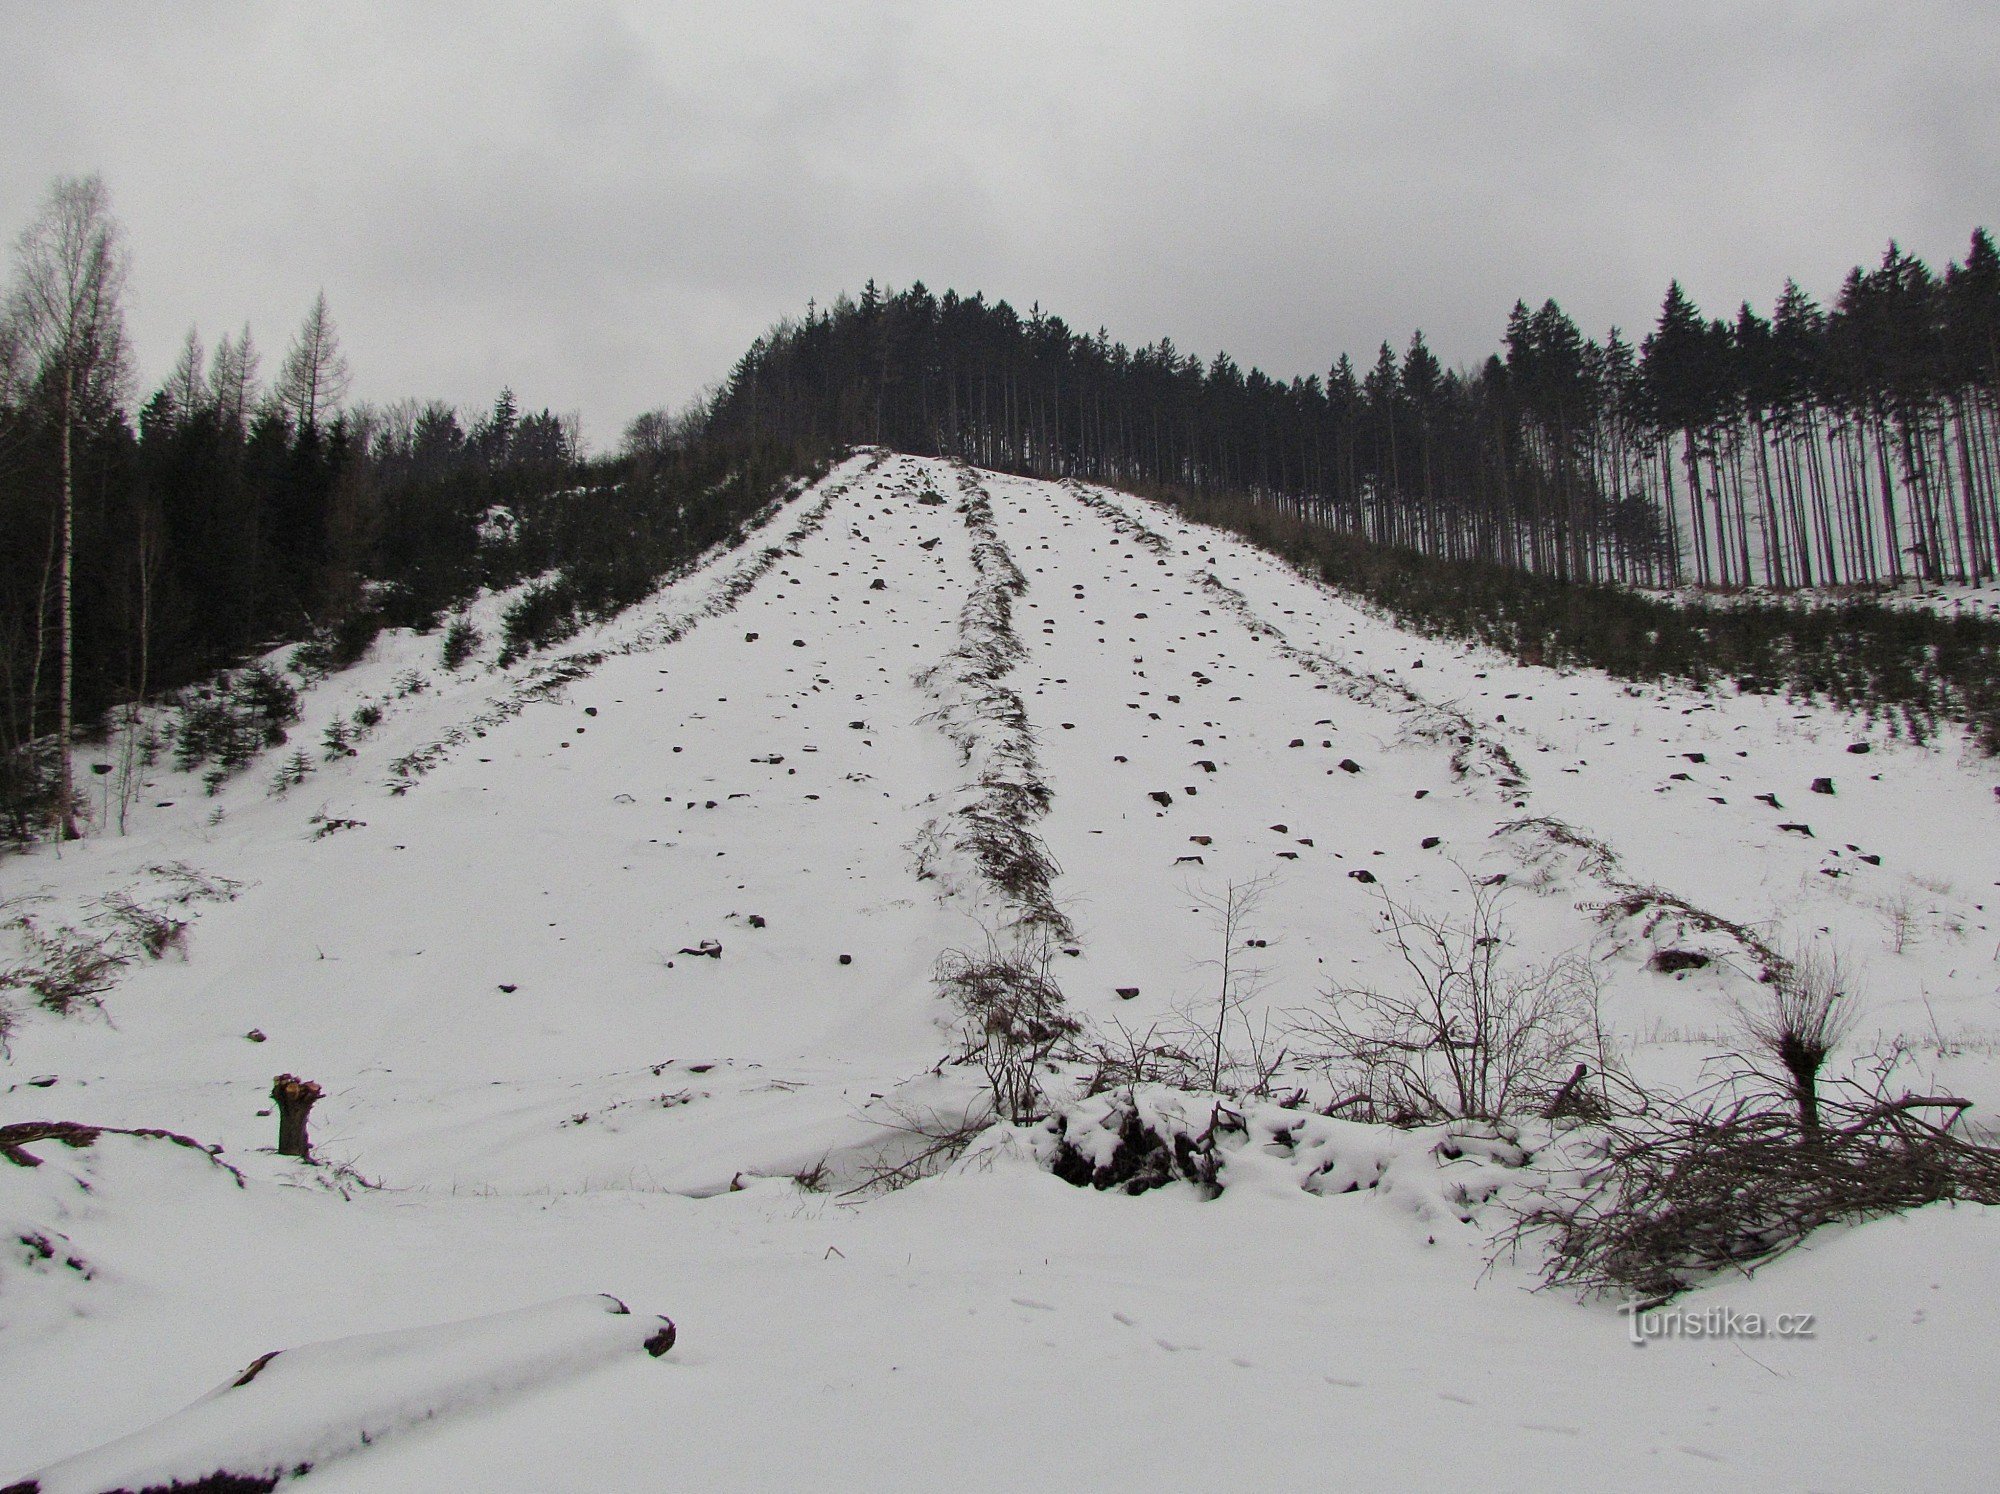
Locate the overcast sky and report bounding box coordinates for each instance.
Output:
[4,1,1995,446]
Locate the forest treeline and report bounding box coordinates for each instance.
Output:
[0,176,807,841]
[5,171,1997,845]
[708,234,2000,592]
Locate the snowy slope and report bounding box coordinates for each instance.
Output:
[3,451,1997,1490]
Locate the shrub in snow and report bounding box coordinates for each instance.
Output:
[320,718,354,761]
[1297,876,1614,1123]
[145,861,243,905]
[174,665,301,783]
[940,942,1079,1124]
[270,748,315,793]
[89,892,189,960]
[291,608,383,677]
[498,576,582,664]
[440,616,482,670]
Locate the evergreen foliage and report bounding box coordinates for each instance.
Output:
[0,270,819,841]
[709,232,2000,592]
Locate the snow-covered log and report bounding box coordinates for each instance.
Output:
[6,1294,675,1494]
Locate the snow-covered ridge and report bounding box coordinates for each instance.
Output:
[910,463,1071,944]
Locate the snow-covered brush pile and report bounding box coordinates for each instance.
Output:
[1060,479,1173,556]
[1194,568,1526,789]
[4,1295,674,1494]
[912,466,1071,942]
[1496,815,1785,984]
[1512,1085,2000,1301]
[1009,1074,2000,1305]
[1012,1085,1533,1229]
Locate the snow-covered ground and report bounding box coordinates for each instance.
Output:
[4,451,1996,1490]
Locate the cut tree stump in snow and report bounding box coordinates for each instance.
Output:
[271,1074,323,1161]
[1543,1063,1591,1119]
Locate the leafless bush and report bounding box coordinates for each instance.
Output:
[1074,1018,1206,1095]
[1184,874,1286,1095]
[1740,941,1858,1138]
[1297,877,1614,1123]
[840,1099,994,1196]
[938,941,1079,1123]
[1513,1082,2000,1301]
[1875,893,1920,954]
[1082,874,1292,1100]
[3,916,129,1014]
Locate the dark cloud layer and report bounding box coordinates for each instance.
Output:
[4,1,1994,444]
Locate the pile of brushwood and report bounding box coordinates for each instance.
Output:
[1515,1081,2000,1300]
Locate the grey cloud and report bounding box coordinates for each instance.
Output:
[2,0,1993,443]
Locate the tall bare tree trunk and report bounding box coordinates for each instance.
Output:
[58,366,75,840]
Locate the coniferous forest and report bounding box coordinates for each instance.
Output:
[0,180,809,838]
[709,235,2000,591]
[3,173,1997,846]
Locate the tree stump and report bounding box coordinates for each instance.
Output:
[272,1074,323,1160]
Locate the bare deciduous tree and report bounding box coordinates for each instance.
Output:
[207,322,261,435]
[164,326,205,423]
[5,174,131,839]
[1186,872,1282,1095]
[273,290,350,432]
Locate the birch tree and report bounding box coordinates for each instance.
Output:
[4,174,129,839]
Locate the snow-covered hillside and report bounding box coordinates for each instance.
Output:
[4,451,1997,1490]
